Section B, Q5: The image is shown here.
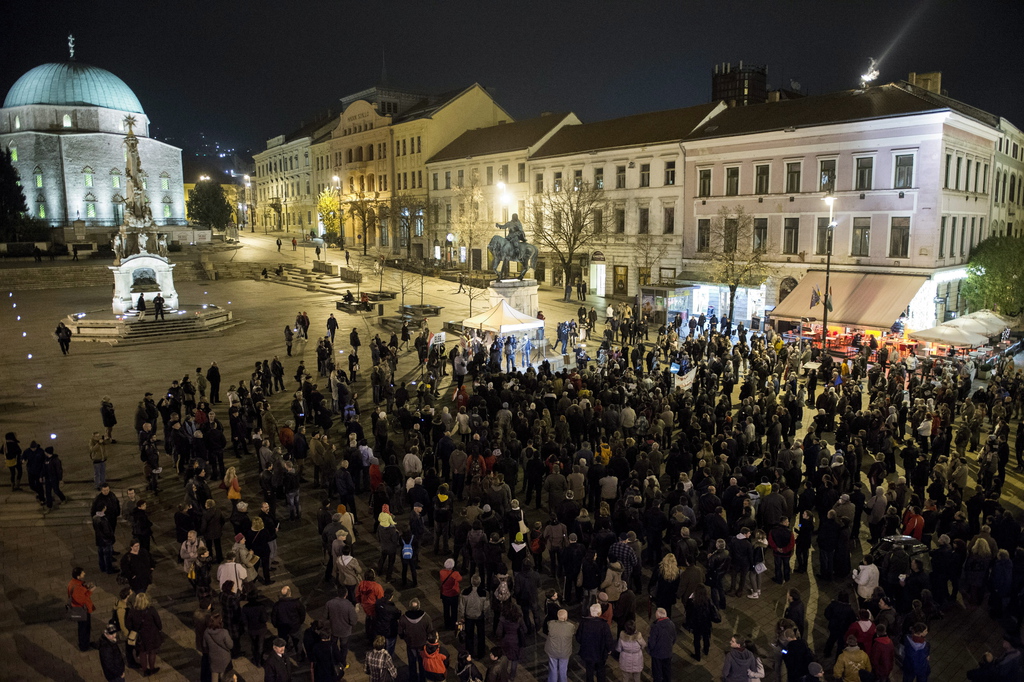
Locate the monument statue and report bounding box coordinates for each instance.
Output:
[490,213,538,279]
[111,115,158,265]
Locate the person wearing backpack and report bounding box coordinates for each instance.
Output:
[458,575,489,659]
[421,631,450,682]
[401,529,419,588]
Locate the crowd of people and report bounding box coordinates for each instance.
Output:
[29,301,1024,681]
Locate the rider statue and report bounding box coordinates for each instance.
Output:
[495,213,526,260]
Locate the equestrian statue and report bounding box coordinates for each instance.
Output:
[489,213,538,279]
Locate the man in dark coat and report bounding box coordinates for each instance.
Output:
[576,603,614,682]
[98,624,126,681]
[206,362,222,404]
[647,608,676,682]
[270,586,307,655]
[263,638,293,682]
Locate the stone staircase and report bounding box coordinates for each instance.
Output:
[267,264,352,296]
[0,487,93,529]
[0,261,207,291]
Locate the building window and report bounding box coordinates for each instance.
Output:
[594,167,604,189]
[432,173,438,191]
[950,217,957,257]
[753,218,767,252]
[698,169,711,197]
[84,172,93,188]
[939,217,947,258]
[615,165,626,189]
[954,156,963,190]
[457,170,464,188]
[783,217,799,254]
[38,204,46,218]
[573,169,583,188]
[517,163,525,183]
[664,161,676,186]
[983,164,989,192]
[535,173,543,193]
[163,204,172,219]
[594,209,603,234]
[855,157,873,191]
[723,219,739,252]
[965,159,972,191]
[725,167,739,196]
[112,173,120,189]
[638,207,649,234]
[663,206,675,234]
[499,165,508,183]
[960,217,966,256]
[852,217,870,257]
[63,114,72,128]
[815,217,833,255]
[160,176,169,191]
[697,219,710,252]
[13,116,19,130]
[970,217,976,254]
[755,164,769,194]
[639,164,650,188]
[819,159,836,192]
[614,208,625,233]
[486,167,493,185]
[142,177,147,190]
[786,162,801,193]
[86,202,97,218]
[553,172,562,191]
[8,145,16,162]
[944,154,952,188]
[889,216,910,258]
[414,210,424,237]
[894,154,914,189]
[444,171,451,190]
[34,172,42,188]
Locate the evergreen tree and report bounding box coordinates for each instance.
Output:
[0,150,29,241]
[186,180,233,230]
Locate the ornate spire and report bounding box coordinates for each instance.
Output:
[68,34,75,61]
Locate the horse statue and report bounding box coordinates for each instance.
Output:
[488,234,538,280]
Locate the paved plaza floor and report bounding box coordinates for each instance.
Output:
[0,232,1014,680]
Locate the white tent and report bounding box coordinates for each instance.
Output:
[462,300,544,334]
[909,325,988,347]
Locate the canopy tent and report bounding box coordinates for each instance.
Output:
[943,317,994,336]
[770,271,927,329]
[462,300,544,334]
[909,325,988,347]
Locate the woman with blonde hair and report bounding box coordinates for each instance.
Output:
[125,591,163,676]
[651,553,681,617]
[223,467,241,508]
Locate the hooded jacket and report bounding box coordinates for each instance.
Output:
[834,645,872,682]
[398,609,433,649]
[421,641,449,680]
[722,647,757,682]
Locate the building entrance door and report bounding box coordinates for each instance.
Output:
[613,266,628,295]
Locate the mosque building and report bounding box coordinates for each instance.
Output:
[0,39,185,241]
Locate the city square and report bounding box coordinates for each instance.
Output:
[2,2,1024,682]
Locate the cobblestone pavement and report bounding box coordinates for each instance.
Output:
[0,233,1013,680]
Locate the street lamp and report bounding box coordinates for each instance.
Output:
[822,193,837,353]
[332,175,345,250]
[244,175,253,232]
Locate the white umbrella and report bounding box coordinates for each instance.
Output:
[909,326,988,347]
[943,317,993,336]
[960,309,1011,335]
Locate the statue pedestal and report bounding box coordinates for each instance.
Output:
[488,278,539,317]
[110,253,178,314]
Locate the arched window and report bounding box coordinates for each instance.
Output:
[359,175,365,192]
[160,172,170,191]
[995,171,1001,201]
[13,115,20,130]
[778,277,799,302]
[356,147,364,162]
[367,145,374,161]
[63,114,72,128]
[347,149,353,164]
[84,193,97,218]
[1011,175,1017,205]
[33,166,43,188]
[349,177,355,193]
[83,166,94,188]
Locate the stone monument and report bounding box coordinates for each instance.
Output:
[109,116,178,314]
[488,213,539,316]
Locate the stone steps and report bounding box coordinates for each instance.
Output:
[0,261,208,291]
[0,489,92,528]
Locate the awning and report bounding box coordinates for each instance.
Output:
[771,271,927,329]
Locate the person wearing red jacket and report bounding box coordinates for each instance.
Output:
[902,507,925,540]
[67,567,96,651]
[768,518,796,584]
[869,623,896,681]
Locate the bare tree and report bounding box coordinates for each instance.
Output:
[464,283,489,317]
[634,232,672,290]
[702,205,773,325]
[451,172,490,272]
[345,188,381,256]
[534,180,607,297]
[388,192,428,259]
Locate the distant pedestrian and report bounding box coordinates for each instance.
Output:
[207,362,222,403]
[125,592,163,676]
[276,238,282,252]
[152,293,165,321]
[100,397,118,442]
[284,325,294,356]
[55,321,73,355]
[345,250,351,266]
[291,237,297,251]
[316,246,322,260]
[71,244,80,261]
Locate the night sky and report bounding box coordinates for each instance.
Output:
[3,1,1023,158]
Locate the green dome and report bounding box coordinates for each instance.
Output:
[4,62,144,114]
